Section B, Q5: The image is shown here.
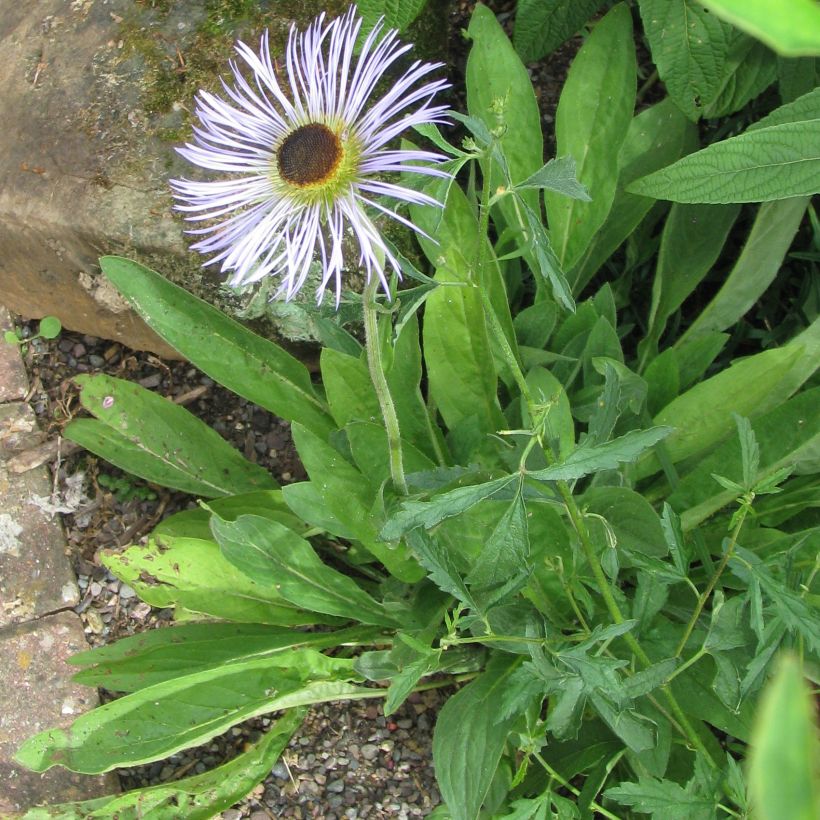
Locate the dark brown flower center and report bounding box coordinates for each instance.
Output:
[276,123,342,187]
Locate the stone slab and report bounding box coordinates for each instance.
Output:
[0,403,79,627]
[0,306,29,403]
[0,610,116,813]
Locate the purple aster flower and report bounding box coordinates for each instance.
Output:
[171,6,450,305]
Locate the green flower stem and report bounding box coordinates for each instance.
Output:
[675,504,750,657]
[476,276,717,768]
[363,274,408,495]
[533,752,622,820]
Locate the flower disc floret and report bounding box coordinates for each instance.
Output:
[170,6,451,305]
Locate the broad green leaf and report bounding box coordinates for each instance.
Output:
[356,0,427,33]
[66,374,276,498]
[434,655,520,820]
[639,0,737,121]
[527,427,672,482]
[102,536,332,626]
[639,203,740,367]
[466,3,543,209]
[513,0,607,62]
[639,320,820,479]
[99,257,333,437]
[70,623,379,692]
[211,514,401,627]
[281,481,356,539]
[291,422,423,582]
[583,487,667,558]
[748,655,820,820]
[702,0,820,57]
[523,367,575,459]
[546,3,637,271]
[628,121,820,203]
[16,650,363,774]
[570,97,698,294]
[18,709,305,820]
[703,38,778,119]
[320,347,378,428]
[679,197,810,341]
[778,60,819,105]
[380,474,518,540]
[751,86,820,131]
[153,490,305,541]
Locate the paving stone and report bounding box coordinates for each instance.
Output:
[0,403,79,627]
[0,610,116,812]
[0,306,29,403]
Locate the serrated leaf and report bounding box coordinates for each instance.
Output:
[628,121,820,203]
[528,426,672,482]
[639,0,737,121]
[514,157,590,200]
[356,0,428,34]
[513,0,606,62]
[605,777,716,819]
[405,529,477,609]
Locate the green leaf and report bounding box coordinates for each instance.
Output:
[211,514,401,627]
[583,487,668,558]
[99,256,333,438]
[356,0,428,33]
[15,650,361,773]
[639,321,820,480]
[433,655,520,820]
[702,0,820,57]
[38,316,62,339]
[545,3,637,271]
[320,347,378,428]
[704,38,779,119]
[605,777,716,819]
[466,490,530,603]
[17,709,305,820]
[628,121,820,203]
[527,427,673,482]
[639,0,737,121]
[380,475,518,541]
[466,3,543,207]
[280,481,356,539]
[669,387,820,527]
[514,157,590,200]
[69,623,380,692]
[569,97,698,294]
[291,422,423,582]
[678,197,810,342]
[523,367,575,458]
[639,203,740,366]
[513,0,607,63]
[102,536,333,626]
[65,374,276,498]
[748,655,820,820]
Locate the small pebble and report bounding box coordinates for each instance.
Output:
[119,584,136,599]
[327,778,345,793]
[360,744,379,761]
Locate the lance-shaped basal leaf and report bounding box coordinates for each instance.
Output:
[99,256,333,438]
[66,374,276,498]
[18,708,305,820]
[527,427,672,482]
[15,650,364,773]
[102,536,334,626]
[628,120,820,203]
[70,622,381,693]
[212,514,403,628]
[379,474,518,541]
[433,655,520,820]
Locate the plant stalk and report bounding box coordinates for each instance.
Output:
[363,275,408,495]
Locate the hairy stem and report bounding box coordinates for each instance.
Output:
[363,275,407,495]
